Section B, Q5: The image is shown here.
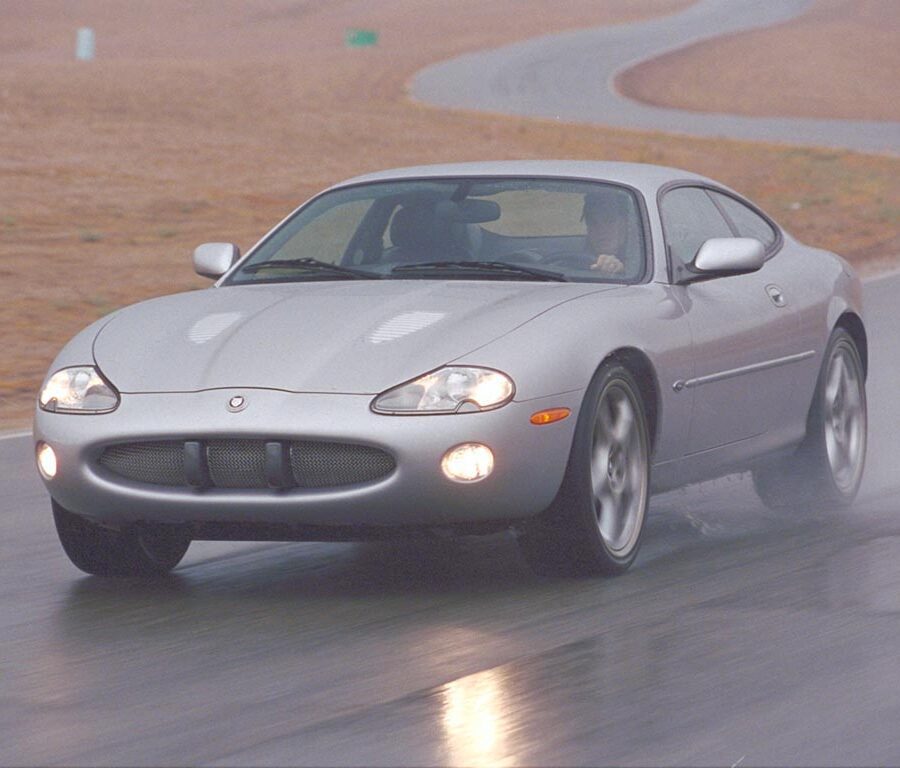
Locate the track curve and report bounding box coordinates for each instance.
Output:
[412,0,900,154]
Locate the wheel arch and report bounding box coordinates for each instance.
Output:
[603,347,660,457]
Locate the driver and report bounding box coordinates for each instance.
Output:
[581,190,632,274]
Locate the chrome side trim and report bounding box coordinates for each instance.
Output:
[673,350,816,392]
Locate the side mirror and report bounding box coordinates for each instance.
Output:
[193,242,240,279]
[682,237,765,283]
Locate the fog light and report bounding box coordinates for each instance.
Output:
[441,443,494,483]
[36,442,57,480]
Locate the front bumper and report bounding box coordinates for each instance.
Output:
[33,388,581,529]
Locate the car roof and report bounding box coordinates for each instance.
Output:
[330,160,714,196]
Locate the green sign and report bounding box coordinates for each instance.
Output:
[345,28,378,47]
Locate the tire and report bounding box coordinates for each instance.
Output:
[753,328,867,511]
[52,500,191,577]
[518,362,650,577]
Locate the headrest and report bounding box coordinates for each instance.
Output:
[581,187,634,222]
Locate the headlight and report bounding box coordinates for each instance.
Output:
[39,366,119,413]
[372,367,514,414]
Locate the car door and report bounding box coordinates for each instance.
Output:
[661,184,803,456]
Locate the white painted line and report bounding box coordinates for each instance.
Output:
[0,430,31,442]
[865,267,900,285]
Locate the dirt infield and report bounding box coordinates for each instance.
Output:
[617,0,900,122]
[1,0,897,428]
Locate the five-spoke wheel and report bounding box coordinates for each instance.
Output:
[590,383,648,558]
[822,341,866,495]
[754,328,867,510]
[518,361,650,576]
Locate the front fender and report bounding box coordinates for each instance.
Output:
[54,314,122,372]
[34,312,122,410]
[451,283,693,464]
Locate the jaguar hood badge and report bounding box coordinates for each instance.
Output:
[226,395,247,412]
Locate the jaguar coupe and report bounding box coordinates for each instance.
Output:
[34,161,867,578]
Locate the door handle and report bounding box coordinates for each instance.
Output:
[766,284,787,307]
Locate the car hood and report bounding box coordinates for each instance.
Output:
[93,280,611,394]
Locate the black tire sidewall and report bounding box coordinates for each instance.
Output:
[52,500,189,576]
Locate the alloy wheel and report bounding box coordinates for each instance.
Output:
[823,343,866,494]
[590,382,648,556]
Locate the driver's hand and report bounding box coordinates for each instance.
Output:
[590,253,625,273]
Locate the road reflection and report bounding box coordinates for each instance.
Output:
[6,484,897,765]
[442,670,517,767]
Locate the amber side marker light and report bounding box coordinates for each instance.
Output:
[530,408,571,425]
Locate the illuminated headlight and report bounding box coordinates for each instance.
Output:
[442,443,494,483]
[372,367,514,414]
[39,366,119,413]
[36,442,58,479]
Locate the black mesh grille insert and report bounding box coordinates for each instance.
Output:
[207,439,267,488]
[99,441,186,486]
[290,441,396,488]
[98,439,395,490]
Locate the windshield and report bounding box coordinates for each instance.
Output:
[225,177,648,285]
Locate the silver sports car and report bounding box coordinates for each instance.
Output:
[34,161,867,578]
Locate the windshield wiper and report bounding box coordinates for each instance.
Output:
[391,260,568,282]
[241,258,378,280]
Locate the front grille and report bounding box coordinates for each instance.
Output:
[207,439,267,488]
[98,439,395,490]
[99,441,186,486]
[290,441,396,488]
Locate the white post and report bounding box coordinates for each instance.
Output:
[76,28,95,61]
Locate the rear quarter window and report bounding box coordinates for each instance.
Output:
[659,186,734,266]
[708,191,778,247]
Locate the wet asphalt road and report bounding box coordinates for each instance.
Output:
[2,272,899,766]
[413,0,900,154]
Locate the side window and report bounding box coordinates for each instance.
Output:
[708,191,777,247]
[660,186,734,266]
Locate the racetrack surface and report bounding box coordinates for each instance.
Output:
[2,272,899,766]
[412,0,900,154]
